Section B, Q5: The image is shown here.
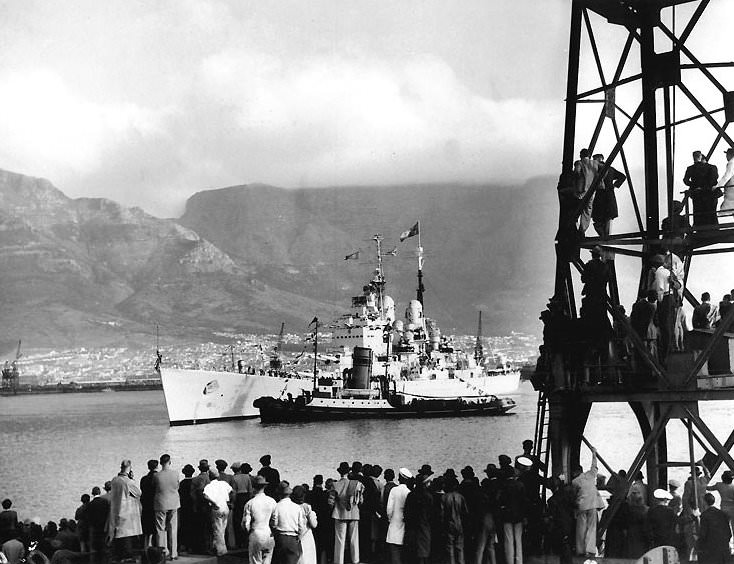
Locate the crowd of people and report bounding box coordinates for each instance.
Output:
[3,442,734,564]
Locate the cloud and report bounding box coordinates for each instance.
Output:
[0,69,169,178]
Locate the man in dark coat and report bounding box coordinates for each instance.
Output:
[404,475,433,564]
[592,153,626,238]
[697,493,731,564]
[257,455,281,499]
[647,489,677,548]
[140,459,159,549]
[684,150,719,227]
[190,459,211,553]
[87,486,111,564]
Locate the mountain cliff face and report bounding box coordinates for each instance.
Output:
[0,169,557,348]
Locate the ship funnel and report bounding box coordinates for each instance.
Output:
[350,346,373,389]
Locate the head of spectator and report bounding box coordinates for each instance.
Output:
[398,468,412,485]
[91,487,101,497]
[572,464,584,479]
[160,454,171,468]
[362,463,373,477]
[722,471,733,484]
[516,457,533,474]
[646,289,658,303]
[291,485,305,504]
[147,459,159,472]
[215,459,228,473]
[372,465,383,478]
[325,478,335,491]
[431,475,446,493]
[498,454,512,469]
[241,463,252,474]
[230,462,242,473]
[44,522,58,538]
[313,474,324,488]
[259,454,272,467]
[522,440,533,455]
[703,492,716,509]
[182,464,195,478]
[692,150,704,163]
[104,481,112,493]
[501,465,516,480]
[198,459,209,473]
[279,481,292,498]
[668,479,680,493]
[444,476,459,492]
[460,466,475,481]
[80,494,90,505]
[120,459,132,474]
[351,461,363,475]
[444,468,458,480]
[1,499,11,510]
[252,475,267,492]
[702,292,711,302]
[337,462,350,477]
[725,147,734,161]
[384,468,395,483]
[592,153,605,164]
[580,148,590,159]
[419,464,433,477]
[653,488,673,506]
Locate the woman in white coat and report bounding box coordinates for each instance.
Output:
[386,468,413,564]
[293,485,318,564]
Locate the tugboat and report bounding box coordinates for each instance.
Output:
[254,345,516,422]
[254,230,518,422]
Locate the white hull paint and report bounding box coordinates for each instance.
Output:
[159,368,312,425]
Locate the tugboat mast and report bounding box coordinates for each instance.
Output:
[372,234,386,318]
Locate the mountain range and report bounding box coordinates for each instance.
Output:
[0,168,557,350]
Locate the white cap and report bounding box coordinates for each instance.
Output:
[516,456,533,468]
[398,467,413,479]
[653,488,673,500]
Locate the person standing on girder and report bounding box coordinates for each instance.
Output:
[580,246,612,382]
[571,447,600,557]
[591,153,626,239]
[716,147,734,218]
[573,148,600,236]
[683,150,719,227]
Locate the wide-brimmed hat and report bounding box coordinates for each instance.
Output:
[668,479,680,489]
[419,464,433,476]
[337,461,350,474]
[259,454,271,465]
[231,461,242,471]
[252,475,268,487]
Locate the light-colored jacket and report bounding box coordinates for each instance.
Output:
[386,483,410,545]
[331,477,363,521]
[109,474,142,538]
[572,453,599,513]
[153,467,180,511]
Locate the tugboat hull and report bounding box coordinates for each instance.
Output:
[254,395,516,423]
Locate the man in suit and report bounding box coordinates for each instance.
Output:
[153,454,180,560]
[108,459,143,563]
[87,486,111,564]
[191,459,212,553]
[257,455,281,499]
[333,461,363,564]
[697,493,731,564]
[684,150,719,227]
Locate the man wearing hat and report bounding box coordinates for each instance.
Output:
[697,493,731,564]
[591,153,626,238]
[257,455,280,499]
[271,482,305,564]
[716,146,734,217]
[668,479,682,515]
[191,459,212,553]
[243,475,276,564]
[152,454,180,560]
[333,462,363,564]
[232,463,253,548]
[386,468,412,564]
[647,489,676,548]
[684,150,720,227]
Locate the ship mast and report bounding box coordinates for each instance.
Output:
[474,311,484,365]
[416,221,425,306]
[312,318,319,388]
[372,234,386,318]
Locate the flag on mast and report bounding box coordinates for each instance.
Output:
[384,246,398,256]
[399,222,419,242]
[344,251,360,260]
[308,316,319,326]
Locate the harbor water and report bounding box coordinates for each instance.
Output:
[1,381,732,521]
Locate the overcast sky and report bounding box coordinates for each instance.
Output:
[0,1,731,217]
